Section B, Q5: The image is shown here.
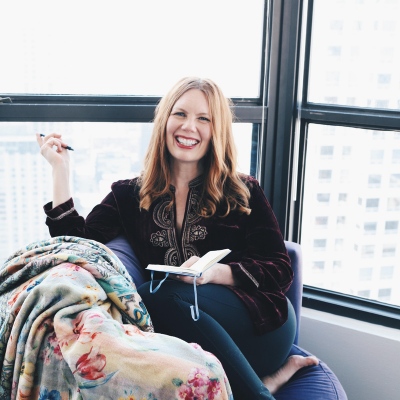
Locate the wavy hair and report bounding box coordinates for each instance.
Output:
[139,77,251,217]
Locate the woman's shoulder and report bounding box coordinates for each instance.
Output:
[238,173,260,190]
[111,177,141,193]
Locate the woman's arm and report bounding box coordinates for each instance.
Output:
[37,133,123,243]
[227,178,293,293]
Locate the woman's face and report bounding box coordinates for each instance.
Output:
[166,89,212,169]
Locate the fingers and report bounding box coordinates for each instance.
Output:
[37,133,69,154]
[180,256,200,269]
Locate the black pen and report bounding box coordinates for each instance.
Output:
[40,134,74,151]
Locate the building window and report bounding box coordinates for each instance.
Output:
[338,193,347,202]
[313,261,325,271]
[313,239,327,250]
[342,146,351,157]
[392,149,400,163]
[359,267,373,281]
[320,146,334,157]
[318,170,332,182]
[390,174,400,187]
[361,245,375,258]
[385,221,398,234]
[387,197,400,211]
[335,238,344,250]
[378,288,392,301]
[337,216,346,225]
[380,266,394,280]
[366,198,379,211]
[370,149,384,164]
[368,174,381,187]
[315,216,329,227]
[363,222,377,234]
[358,290,371,297]
[317,193,330,203]
[382,245,396,258]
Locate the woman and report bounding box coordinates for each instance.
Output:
[37,77,318,399]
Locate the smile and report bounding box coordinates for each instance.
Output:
[176,136,199,147]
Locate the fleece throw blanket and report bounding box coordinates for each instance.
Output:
[0,236,232,400]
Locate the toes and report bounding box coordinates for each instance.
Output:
[288,355,319,369]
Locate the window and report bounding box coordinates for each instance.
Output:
[313,261,325,271]
[378,288,392,301]
[317,193,330,203]
[368,174,382,187]
[3,0,399,328]
[308,0,400,110]
[320,146,334,156]
[338,193,348,202]
[392,149,400,163]
[382,246,396,257]
[385,221,398,234]
[0,1,263,256]
[359,268,373,281]
[366,198,379,211]
[390,174,400,187]
[0,121,254,254]
[380,266,394,280]
[1,1,265,98]
[315,216,329,226]
[361,245,375,258]
[364,222,377,234]
[318,170,332,181]
[370,150,384,164]
[313,239,327,250]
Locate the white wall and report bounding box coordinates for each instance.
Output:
[299,308,400,400]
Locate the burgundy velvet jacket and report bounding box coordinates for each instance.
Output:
[44,175,293,334]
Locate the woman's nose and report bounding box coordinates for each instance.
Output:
[182,117,196,132]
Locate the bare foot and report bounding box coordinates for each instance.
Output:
[262,355,319,394]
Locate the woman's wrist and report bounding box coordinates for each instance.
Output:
[210,263,238,286]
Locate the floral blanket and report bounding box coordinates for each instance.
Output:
[0,236,232,400]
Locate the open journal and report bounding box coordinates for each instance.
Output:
[146,249,231,277]
[146,249,231,321]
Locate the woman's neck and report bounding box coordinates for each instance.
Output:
[170,161,203,190]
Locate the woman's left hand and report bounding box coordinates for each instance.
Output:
[172,256,237,286]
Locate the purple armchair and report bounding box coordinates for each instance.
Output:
[106,236,347,400]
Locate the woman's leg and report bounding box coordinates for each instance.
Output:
[138,280,295,399]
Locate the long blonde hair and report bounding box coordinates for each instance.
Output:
[139,77,251,217]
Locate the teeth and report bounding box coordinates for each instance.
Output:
[177,137,199,146]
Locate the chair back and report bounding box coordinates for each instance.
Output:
[284,241,303,345]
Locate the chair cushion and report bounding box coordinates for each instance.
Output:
[274,345,347,400]
[105,235,147,287]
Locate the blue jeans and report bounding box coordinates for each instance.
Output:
[138,280,296,400]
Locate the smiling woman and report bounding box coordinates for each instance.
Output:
[35,76,318,400]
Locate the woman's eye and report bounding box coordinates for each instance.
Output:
[199,116,210,122]
[174,112,186,117]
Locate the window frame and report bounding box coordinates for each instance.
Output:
[1,0,399,330]
[290,0,400,329]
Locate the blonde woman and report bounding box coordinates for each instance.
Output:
[38,77,317,400]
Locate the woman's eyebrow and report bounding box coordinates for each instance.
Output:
[172,107,210,117]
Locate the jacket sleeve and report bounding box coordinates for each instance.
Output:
[228,178,293,295]
[44,185,123,244]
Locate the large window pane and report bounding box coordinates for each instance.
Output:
[308,0,400,110]
[301,124,400,307]
[0,122,253,257]
[1,0,264,98]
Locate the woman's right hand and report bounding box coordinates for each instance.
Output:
[36,133,70,168]
[36,133,72,208]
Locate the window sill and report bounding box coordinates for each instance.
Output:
[302,286,400,330]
